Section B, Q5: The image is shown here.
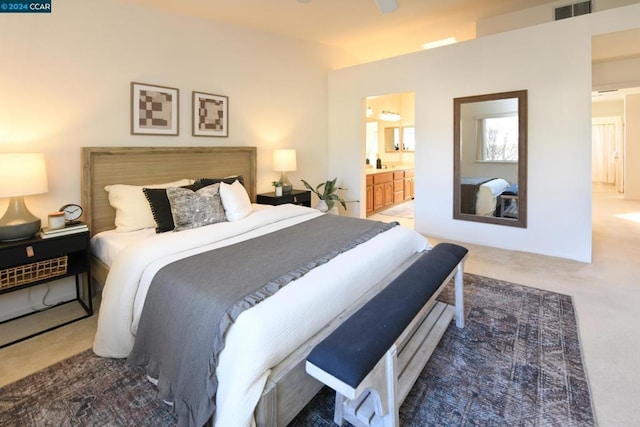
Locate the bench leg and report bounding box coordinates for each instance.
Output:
[334,393,346,426]
[383,347,399,427]
[455,261,465,329]
[329,346,399,427]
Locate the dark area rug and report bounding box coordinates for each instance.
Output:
[0,274,595,427]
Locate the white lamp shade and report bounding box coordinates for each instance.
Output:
[0,153,48,198]
[273,149,297,172]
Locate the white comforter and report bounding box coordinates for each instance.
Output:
[476,178,509,216]
[92,204,428,426]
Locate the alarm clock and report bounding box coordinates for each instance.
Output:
[59,203,83,224]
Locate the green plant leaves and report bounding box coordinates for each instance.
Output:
[301,178,351,210]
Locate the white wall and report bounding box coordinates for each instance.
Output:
[592,100,624,117]
[477,0,639,37]
[0,0,347,318]
[0,0,349,215]
[625,94,640,199]
[329,4,640,262]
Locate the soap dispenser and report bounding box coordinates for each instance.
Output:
[376,154,382,169]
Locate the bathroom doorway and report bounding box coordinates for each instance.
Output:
[364,92,415,228]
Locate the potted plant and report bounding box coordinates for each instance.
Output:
[272,181,283,197]
[301,178,356,213]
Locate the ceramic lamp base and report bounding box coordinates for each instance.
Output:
[279,172,293,194]
[0,196,42,242]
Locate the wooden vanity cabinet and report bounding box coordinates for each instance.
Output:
[404,169,415,200]
[366,168,413,216]
[393,171,404,203]
[366,175,374,214]
[373,172,393,211]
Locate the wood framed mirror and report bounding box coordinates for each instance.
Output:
[453,90,527,228]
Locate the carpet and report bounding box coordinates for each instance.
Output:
[0,274,595,427]
[378,200,414,219]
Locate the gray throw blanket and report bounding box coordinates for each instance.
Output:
[127,215,398,427]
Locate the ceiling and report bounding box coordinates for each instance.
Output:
[120,0,640,98]
[592,28,640,101]
[592,27,640,63]
[120,0,565,63]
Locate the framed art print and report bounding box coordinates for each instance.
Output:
[131,82,179,135]
[192,91,228,137]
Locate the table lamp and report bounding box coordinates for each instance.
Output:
[0,153,48,242]
[273,149,297,194]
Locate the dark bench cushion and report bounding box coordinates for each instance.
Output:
[307,243,468,388]
[501,183,518,195]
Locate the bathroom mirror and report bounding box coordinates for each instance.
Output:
[384,126,415,152]
[384,127,400,151]
[453,90,527,228]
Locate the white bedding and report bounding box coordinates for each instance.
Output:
[90,203,272,267]
[90,228,156,267]
[476,178,509,216]
[92,204,428,426]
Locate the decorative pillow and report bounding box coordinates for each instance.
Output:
[195,175,245,188]
[166,183,227,231]
[219,180,252,222]
[143,184,200,233]
[105,179,192,232]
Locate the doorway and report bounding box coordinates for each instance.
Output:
[364,92,416,227]
[592,116,623,193]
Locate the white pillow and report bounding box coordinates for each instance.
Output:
[219,180,252,222]
[105,179,192,232]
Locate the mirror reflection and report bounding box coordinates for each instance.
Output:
[384,127,400,151]
[453,90,527,228]
[384,126,415,152]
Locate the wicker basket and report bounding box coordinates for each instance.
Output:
[0,256,68,291]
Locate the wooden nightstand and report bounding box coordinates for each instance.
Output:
[257,189,311,207]
[0,229,92,348]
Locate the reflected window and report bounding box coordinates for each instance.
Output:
[366,122,379,160]
[402,126,415,151]
[476,115,518,161]
[384,126,414,152]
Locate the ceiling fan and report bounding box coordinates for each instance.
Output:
[375,0,398,14]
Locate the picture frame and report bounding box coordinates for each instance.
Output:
[131,82,179,136]
[192,91,229,137]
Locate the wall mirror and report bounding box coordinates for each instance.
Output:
[453,90,527,228]
[384,126,415,152]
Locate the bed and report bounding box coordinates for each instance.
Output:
[460,177,512,217]
[81,147,431,427]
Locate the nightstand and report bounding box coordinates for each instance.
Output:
[257,189,311,207]
[0,230,92,348]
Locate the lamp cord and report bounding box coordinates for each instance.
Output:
[28,284,55,311]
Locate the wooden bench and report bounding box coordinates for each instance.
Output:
[305,243,468,427]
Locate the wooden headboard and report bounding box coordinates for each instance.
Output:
[81,146,257,235]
